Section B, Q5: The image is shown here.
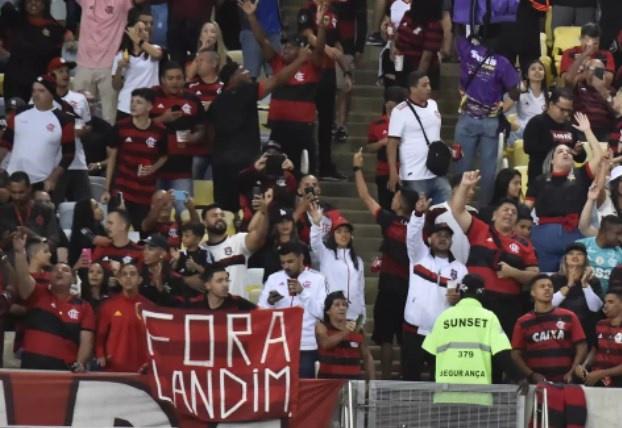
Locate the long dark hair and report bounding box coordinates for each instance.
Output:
[524,59,550,104]
[325,229,360,271]
[407,0,442,24]
[490,168,521,206]
[80,262,110,305]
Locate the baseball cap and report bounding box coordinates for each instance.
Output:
[564,242,587,255]
[281,32,306,47]
[142,233,169,251]
[47,57,77,73]
[34,74,57,96]
[430,222,454,235]
[609,166,622,183]
[263,140,283,154]
[271,208,293,224]
[331,216,353,232]
[6,97,26,112]
[460,274,485,295]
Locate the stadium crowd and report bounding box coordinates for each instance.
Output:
[1,0,622,389]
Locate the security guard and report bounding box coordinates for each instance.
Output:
[423,274,518,387]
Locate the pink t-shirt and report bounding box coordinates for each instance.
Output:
[76,0,133,69]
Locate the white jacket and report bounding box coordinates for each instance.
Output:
[405,213,468,335]
[310,223,366,321]
[258,268,327,351]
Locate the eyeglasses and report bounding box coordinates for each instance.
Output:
[555,103,573,114]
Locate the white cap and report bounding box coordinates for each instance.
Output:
[609,166,622,183]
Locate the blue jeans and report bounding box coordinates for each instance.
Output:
[239,29,282,78]
[454,114,500,208]
[150,3,169,48]
[401,176,451,205]
[157,178,193,216]
[299,350,318,379]
[531,223,583,273]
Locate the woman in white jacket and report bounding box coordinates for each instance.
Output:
[309,202,366,322]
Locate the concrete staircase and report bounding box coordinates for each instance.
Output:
[280,1,461,378]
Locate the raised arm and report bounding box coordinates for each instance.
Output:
[573,112,605,176]
[353,148,380,215]
[450,171,479,233]
[245,188,272,253]
[308,201,330,259]
[579,182,601,237]
[406,195,432,263]
[262,48,312,96]
[12,229,35,300]
[238,0,277,61]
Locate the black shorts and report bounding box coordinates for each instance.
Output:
[372,283,408,345]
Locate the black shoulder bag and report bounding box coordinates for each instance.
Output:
[404,101,451,177]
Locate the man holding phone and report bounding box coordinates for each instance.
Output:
[258,242,327,378]
[561,23,615,88]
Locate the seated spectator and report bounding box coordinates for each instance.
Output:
[248,208,309,281]
[184,21,229,81]
[308,203,365,322]
[514,205,535,241]
[365,86,408,210]
[403,196,467,381]
[102,88,168,230]
[575,288,622,387]
[0,172,61,249]
[511,274,588,383]
[240,0,326,173]
[171,223,208,283]
[183,266,256,311]
[93,209,143,264]
[201,192,271,298]
[451,171,539,337]
[112,16,162,120]
[523,87,578,186]
[95,263,150,372]
[258,242,327,378]
[141,190,200,246]
[80,261,110,310]
[152,62,206,214]
[185,49,224,180]
[551,243,603,346]
[526,113,604,272]
[387,71,450,205]
[68,198,108,267]
[316,291,375,380]
[12,229,94,372]
[561,23,615,89]
[478,168,525,224]
[0,75,76,195]
[139,233,190,307]
[453,34,520,208]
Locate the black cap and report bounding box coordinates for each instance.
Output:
[271,208,293,224]
[281,32,306,47]
[263,140,283,154]
[7,97,26,112]
[430,222,454,235]
[460,274,485,295]
[142,233,169,251]
[564,242,587,255]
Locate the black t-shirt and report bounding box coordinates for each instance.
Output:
[523,113,577,186]
[184,293,257,311]
[174,247,209,277]
[526,165,592,217]
[208,81,262,166]
[83,117,115,165]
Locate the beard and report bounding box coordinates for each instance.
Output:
[207,220,227,235]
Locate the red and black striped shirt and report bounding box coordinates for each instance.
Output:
[21,284,95,370]
[297,1,339,69]
[331,0,366,55]
[512,307,586,382]
[375,209,409,292]
[318,323,363,379]
[268,55,321,125]
[185,78,223,103]
[573,83,616,138]
[110,118,167,206]
[367,116,390,177]
[593,319,622,386]
[151,86,207,179]
[395,13,443,68]
[93,242,144,265]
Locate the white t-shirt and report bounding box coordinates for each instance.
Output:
[388,99,442,181]
[60,90,91,170]
[390,0,410,28]
[204,233,252,298]
[112,51,160,114]
[517,89,545,131]
[7,107,69,183]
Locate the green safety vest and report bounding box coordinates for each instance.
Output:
[422,297,511,405]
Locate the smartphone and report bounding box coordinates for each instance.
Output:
[287,278,297,297]
[355,314,364,330]
[265,154,285,175]
[173,190,189,202]
[81,248,92,265]
[593,67,605,80]
[252,181,262,198]
[304,186,315,196]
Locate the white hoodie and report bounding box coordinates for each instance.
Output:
[258,268,327,351]
[310,223,366,321]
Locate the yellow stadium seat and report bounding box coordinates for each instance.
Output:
[193,179,214,207]
[539,33,555,86]
[258,103,270,142]
[553,26,581,76]
[514,165,529,196]
[510,139,530,168]
[228,50,243,66]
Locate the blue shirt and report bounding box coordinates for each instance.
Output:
[240,0,281,35]
[577,236,622,292]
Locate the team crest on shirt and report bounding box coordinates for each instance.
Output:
[145,137,157,148]
[556,320,565,330]
[42,28,50,37]
[596,256,605,265]
[195,91,202,96]
[181,103,192,115]
[169,227,178,238]
[125,137,133,143]
[413,27,422,35]
[224,247,232,256]
[294,71,305,82]
[303,281,311,288]
[46,123,55,132]
[157,103,165,109]
[508,243,519,254]
[350,342,360,348]
[450,269,457,280]
[615,333,622,344]
[67,308,79,320]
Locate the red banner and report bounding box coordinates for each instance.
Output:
[0,371,343,427]
[142,306,303,423]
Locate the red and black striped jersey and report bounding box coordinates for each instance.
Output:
[297,1,339,69]
[318,323,363,379]
[367,116,390,177]
[573,83,617,137]
[331,0,367,54]
[268,55,321,125]
[110,118,167,206]
[375,208,409,285]
[593,319,622,386]
[395,13,443,67]
[21,284,95,370]
[93,242,144,265]
[185,78,223,103]
[512,307,586,382]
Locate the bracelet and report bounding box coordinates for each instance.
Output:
[352,166,362,172]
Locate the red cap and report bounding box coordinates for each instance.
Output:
[331,216,353,232]
[47,57,77,73]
